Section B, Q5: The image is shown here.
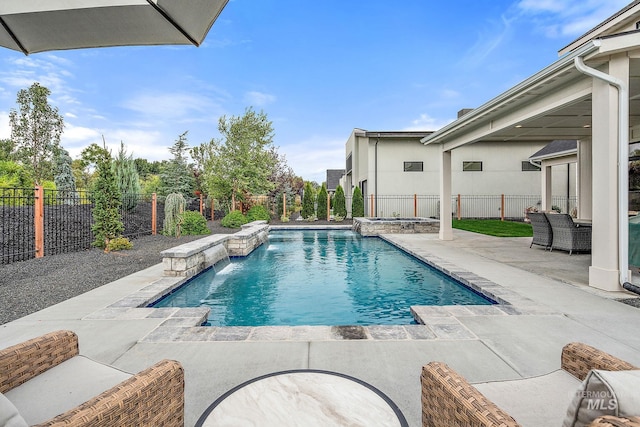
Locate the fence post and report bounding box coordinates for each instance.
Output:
[151,193,157,235]
[211,199,215,221]
[457,194,461,220]
[414,194,417,217]
[34,186,44,258]
[370,194,374,218]
[501,194,505,221]
[199,193,204,215]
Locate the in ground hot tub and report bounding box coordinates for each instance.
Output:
[353,217,439,236]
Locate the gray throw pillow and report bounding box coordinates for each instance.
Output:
[563,369,640,427]
[0,393,28,427]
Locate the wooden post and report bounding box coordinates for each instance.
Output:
[151,193,157,235]
[370,194,374,218]
[326,194,330,221]
[34,186,44,258]
[211,199,215,221]
[283,193,287,218]
[457,194,461,221]
[501,194,505,221]
[199,193,204,215]
[414,194,417,217]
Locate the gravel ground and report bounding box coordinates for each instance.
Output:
[0,218,352,325]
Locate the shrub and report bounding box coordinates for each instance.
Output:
[301,182,315,219]
[180,210,210,235]
[105,236,133,252]
[163,193,186,237]
[247,205,270,222]
[333,185,347,218]
[221,210,248,228]
[352,186,364,218]
[316,183,328,220]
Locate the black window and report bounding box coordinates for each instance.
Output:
[463,161,482,171]
[522,161,540,171]
[404,161,423,172]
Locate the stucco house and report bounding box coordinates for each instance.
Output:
[422,1,640,292]
[343,128,574,217]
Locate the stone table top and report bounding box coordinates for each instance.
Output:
[195,370,408,427]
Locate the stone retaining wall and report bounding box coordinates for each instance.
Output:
[161,221,269,277]
[354,217,439,237]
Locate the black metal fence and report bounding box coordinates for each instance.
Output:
[1,188,165,265]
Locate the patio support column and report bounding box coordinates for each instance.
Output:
[589,55,628,291]
[577,139,592,219]
[541,163,552,211]
[439,148,453,240]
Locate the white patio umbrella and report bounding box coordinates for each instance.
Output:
[0,0,229,55]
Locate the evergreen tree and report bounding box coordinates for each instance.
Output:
[333,185,347,218]
[90,144,124,249]
[160,131,196,198]
[301,181,315,219]
[112,142,141,210]
[9,83,64,185]
[53,148,77,204]
[316,183,328,220]
[352,186,364,218]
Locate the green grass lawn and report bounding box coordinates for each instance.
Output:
[452,219,533,237]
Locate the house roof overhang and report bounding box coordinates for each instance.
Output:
[421,31,640,152]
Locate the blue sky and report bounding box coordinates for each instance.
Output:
[0,0,632,184]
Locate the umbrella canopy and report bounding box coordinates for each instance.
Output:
[0,0,229,55]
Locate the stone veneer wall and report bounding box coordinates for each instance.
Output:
[354,217,439,237]
[161,221,269,277]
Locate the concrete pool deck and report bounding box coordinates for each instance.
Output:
[2,229,640,426]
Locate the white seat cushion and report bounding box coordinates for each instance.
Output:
[0,392,27,427]
[474,370,579,427]
[5,355,132,425]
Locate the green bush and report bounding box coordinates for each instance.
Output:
[221,210,248,228]
[333,185,347,218]
[301,182,315,219]
[246,205,270,222]
[352,186,364,217]
[106,236,133,252]
[316,183,328,220]
[180,210,211,235]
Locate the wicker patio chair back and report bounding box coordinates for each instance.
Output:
[546,213,591,255]
[528,212,552,249]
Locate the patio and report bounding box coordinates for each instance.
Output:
[1,229,639,426]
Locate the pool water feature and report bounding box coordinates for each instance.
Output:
[152,230,493,326]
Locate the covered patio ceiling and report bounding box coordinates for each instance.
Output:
[422,42,640,149]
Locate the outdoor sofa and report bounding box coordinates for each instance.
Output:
[0,330,184,427]
[546,213,592,255]
[421,342,639,427]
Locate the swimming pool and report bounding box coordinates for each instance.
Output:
[152,230,493,326]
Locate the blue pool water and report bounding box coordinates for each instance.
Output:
[152,230,493,326]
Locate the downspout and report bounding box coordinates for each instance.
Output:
[574,56,630,287]
[375,134,380,217]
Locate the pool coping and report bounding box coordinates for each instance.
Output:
[81,229,559,342]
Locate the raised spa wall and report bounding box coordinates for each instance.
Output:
[353,217,439,237]
[161,221,269,277]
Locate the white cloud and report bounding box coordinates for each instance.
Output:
[244,91,276,107]
[278,135,345,184]
[122,91,219,121]
[0,111,9,138]
[516,0,631,38]
[403,114,453,132]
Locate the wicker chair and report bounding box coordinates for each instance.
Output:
[421,342,639,427]
[546,213,591,255]
[528,212,553,250]
[0,330,184,427]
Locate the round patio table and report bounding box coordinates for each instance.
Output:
[195,369,408,427]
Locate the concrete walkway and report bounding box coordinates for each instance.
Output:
[2,229,640,426]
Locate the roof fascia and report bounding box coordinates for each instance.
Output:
[529,148,578,162]
[559,1,640,56]
[421,41,600,147]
